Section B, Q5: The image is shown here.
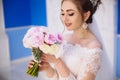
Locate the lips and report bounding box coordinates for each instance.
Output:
[65,23,72,27]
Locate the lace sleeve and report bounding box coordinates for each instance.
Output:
[45,71,58,80]
[57,48,102,80]
[77,48,102,80]
[45,64,59,80]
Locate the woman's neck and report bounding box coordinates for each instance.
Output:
[72,28,90,39]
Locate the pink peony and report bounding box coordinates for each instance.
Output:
[38,26,48,33]
[26,26,48,36]
[23,37,33,48]
[23,27,46,48]
[31,32,44,48]
[44,34,57,45]
[56,33,63,44]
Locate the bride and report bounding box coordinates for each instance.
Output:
[28,0,102,80]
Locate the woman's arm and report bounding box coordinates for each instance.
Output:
[41,54,70,78]
[39,62,56,78]
[54,58,70,77]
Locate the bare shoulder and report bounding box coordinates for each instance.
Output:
[87,39,102,49]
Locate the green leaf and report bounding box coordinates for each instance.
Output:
[32,47,43,62]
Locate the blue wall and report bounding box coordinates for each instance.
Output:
[3,0,31,28]
[30,0,47,25]
[117,0,120,77]
[6,28,31,60]
[3,0,47,28]
[117,37,120,77]
[3,0,47,60]
[118,0,120,34]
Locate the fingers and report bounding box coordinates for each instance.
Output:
[41,54,48,62]
[28,60,35,69]
[41,58,47,62]
[42,54,47,58]
[38,62,48,71]
[29,60,35,64]
[27,59,51,72]
[38,63,42,67]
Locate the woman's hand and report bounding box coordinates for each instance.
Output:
[39,62,51,72]
[27,60,52,72]
[28,60,55,77]
[41,54,58,64]
[27,60,35,69]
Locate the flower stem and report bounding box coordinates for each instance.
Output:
[26,62,39,77]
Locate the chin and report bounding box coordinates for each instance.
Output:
[66,27,73,31]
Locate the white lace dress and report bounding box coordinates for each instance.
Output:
[46,40,102,80]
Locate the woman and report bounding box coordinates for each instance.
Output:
[28,0,102,80]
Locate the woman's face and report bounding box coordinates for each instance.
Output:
[61,0,83,31]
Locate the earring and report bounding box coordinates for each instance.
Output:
[82,22,88,29]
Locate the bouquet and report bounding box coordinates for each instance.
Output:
[23,26,63,77]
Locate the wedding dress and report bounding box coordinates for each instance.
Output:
[45,40,103,80]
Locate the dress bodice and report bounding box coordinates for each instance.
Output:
[60,40,102,79]
[45,40,103,80]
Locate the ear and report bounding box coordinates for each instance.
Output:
[83,11,91,22]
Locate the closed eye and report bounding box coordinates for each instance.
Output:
[61,13,65,16]
[69,13,74,16]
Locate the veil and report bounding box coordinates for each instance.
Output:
[89,17,112,80]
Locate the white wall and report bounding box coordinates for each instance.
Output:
[0,0,10,68]
[46,0,64,33]
[46,0,116,80]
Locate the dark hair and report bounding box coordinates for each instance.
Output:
[61,0,101,23]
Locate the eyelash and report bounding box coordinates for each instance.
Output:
[61,13,65,16]
[69,13,74,16]
[61,13,74,16]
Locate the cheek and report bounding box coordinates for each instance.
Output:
[60,16,65,23]
[72,16,83,25]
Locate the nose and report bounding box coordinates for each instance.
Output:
[64,15,69,22]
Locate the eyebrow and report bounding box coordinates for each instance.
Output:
[61,9,75,12]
